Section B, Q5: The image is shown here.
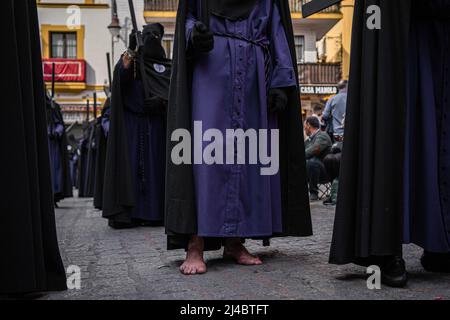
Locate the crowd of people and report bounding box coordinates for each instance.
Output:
[304,80,347,205]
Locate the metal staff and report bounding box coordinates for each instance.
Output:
[51,62,56,100]
[128,0,143,50]
[127,0,151,101]
[106,52,112,94]
[302,0,342,18]
[199,0,210,29]
[93,92,97,120]
[86,98,90,123]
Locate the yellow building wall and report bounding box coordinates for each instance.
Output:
[321,0,354,80]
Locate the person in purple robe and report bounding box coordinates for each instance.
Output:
[165,0,312,275]
[102,23,171,229]
[67,134,79,188]
[403,0,450,274]
[77,120,95,198]
[46,96,72,204]
[328,0,450,288]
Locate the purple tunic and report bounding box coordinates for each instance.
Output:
[403,11,450,253]
[101,110,110,138]
[119,62,166,222]
[187,0,296,237]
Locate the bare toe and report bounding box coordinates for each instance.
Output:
[224,243,263,266]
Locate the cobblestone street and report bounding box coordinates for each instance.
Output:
[43,196,450,300]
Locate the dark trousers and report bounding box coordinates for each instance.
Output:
[323,153,341,181]
[306,157,329,196]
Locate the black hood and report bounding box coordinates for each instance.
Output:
[210,0,259,20]
[138,23,172,101]
[142,23,166,61]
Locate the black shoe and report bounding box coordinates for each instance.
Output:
[7,292,47,300]
[108,220,138,230]
[323,197,335,206]
[138,220,164,227]
[421,251,450,273]
[310,193,319,201]
[381,256,408,288]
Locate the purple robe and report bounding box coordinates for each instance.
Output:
[119,62,166,222]
[187,0,296,237]
[403,7,450,253]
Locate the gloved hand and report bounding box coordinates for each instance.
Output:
[268,88,288,113]
[190,21,214,53]
[143,96,167,115]
[48,132,57,140]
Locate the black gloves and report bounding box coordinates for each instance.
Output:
[190,21,214,53]
[268,88,289,114]
[144,96,167,116]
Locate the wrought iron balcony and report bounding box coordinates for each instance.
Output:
[298,63,342,85]
[145,0,178,11]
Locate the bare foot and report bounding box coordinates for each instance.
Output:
[224,239,263,266]
[180,236,207,275]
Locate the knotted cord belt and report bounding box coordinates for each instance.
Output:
[213,32,271,94]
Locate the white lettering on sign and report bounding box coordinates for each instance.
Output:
[300,86,338,95]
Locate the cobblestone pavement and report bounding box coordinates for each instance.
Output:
[43,196,450,300]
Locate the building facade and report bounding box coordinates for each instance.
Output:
[37,0,353,125]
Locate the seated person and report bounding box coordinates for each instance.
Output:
[323,141,343,206]
[304,116,332,201]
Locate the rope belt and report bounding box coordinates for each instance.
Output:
[213,32,271,94]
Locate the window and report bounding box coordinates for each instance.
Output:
[51,32,77,59]
[295,36,305,63]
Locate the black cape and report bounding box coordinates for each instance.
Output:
[77,120,96,198]
[166,0,312,250]
[93,99,110,210]
[0,0,66,294]
[330,0,412,264]
[46,97,73,202]
[102,47,171,222]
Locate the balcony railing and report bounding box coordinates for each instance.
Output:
[298,63,341,85]
[145,0,178,11]
[144,0,340,14]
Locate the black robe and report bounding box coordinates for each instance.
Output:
[46,98,73,202]
[0,0,66,294]
[166,0,312,250]
[330,0,411,264]
[77,120,96,198]
[93,100,110,210]
[102,49,171,223]
[331,0,450,264]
